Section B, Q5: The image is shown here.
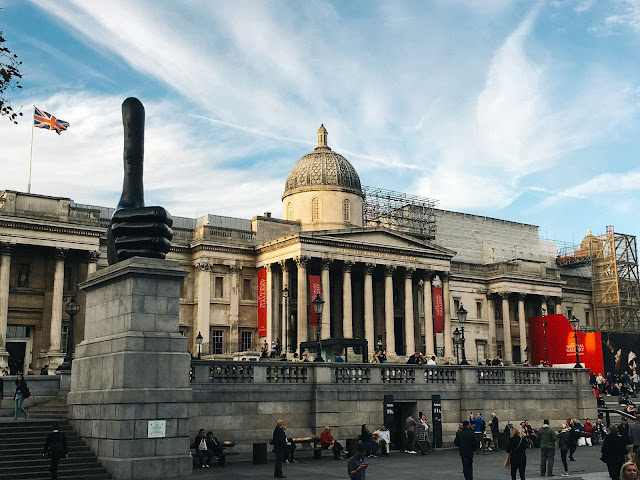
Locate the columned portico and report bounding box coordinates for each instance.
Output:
[320,260,331,340]
[46,248,67,367]
[0,243,13,368]
[423,271,434,358]
[384,266,396,357]
[363,263,375,352]
[501,292,513,364]
[342,261,353,338]
[554,297,562,315]
[404,268,415,355]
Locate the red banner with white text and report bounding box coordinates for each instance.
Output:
[308,275,322,327]
[257,268,267,337]
[528,313,604,372]
[432,286,444,333]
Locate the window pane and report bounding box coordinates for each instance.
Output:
[241,331,252,351]
[211,329,224,354]
[214,276,224,298]
[243,278,252,300]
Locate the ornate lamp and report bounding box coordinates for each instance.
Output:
[196,331,203,360]
[57,297,80,371]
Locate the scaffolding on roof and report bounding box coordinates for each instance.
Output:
[362,186,438,239]
[559,226,640,332]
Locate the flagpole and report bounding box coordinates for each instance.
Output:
[28,105,35,194]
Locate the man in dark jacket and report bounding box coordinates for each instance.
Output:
[454,420,479,480]
[43,423,68,480]
[490,412,500,451]
[273,419,287,478]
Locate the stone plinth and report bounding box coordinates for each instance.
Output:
[68,257,192,480]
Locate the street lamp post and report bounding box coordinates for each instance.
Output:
[457,304,468,365]
[453,328,461,365]
[282,287,289,356]
[311,293,325,361]
[541,307,548,366]
[57,297,80,371]
[569,315,583,368]
[196,331,203,360]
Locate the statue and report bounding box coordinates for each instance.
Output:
[106,98,173,265]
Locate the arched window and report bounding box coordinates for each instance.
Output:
[312,197,320,221]
[287,202,293,221]
[343,198,350,222]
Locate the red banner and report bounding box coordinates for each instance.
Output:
[528,313,604,373]
[308,275,322,327]
[257,268,267,337]
[432,286,444,333]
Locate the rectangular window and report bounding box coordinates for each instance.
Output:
[497,343,504,359]
[211,329,224,354]
[7,325,30,338]
[60,325,69,351]
[242,278,253,300]
[241,331,252,352]
[476,341,486,364]
[567,308,573,319]
[213,276,224,298]
[476,301,482,319]
[453,298,460,317]
[585,310,590,325]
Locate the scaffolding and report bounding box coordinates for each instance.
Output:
[559,226,640,332]
[362,186,438,239]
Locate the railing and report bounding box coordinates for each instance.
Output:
[189,361,587,388]
[335,366,371,383]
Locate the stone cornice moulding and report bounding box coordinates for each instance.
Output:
[0,216,104,238]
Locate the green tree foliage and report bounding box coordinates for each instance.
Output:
[0,31,23,124]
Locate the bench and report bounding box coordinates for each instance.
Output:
[191,440,238,467]
[269,436,325,460]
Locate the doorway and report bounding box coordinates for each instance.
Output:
[7,342,26,374]
[389,401,418,451]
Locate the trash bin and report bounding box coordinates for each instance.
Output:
[253,442,267,464]
[346,438,358,456]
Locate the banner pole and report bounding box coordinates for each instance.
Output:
[28,106,35,193]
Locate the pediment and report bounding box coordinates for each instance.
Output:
[300,227,455,257]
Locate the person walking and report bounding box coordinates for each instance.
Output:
[454,420,479,480]
[507,427,529,480]
[538,419,557,477]
[43,423,68,480]
[490,412,500,451]
[568,418,578,461]
[416,414,430,454]
[470,412,487,454]
[601,425,628,480]
[273,419,287,478]
[405,414,417,454]
[558,423,572,477]
[347,443,368,479]
[13,373,29,420]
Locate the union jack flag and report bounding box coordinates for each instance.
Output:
[33,107,70,135]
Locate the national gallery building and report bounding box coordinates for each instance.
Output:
[0,126,593,373]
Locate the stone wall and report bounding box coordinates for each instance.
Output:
[189,361,596,456]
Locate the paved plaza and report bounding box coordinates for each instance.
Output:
[187,446,611,480]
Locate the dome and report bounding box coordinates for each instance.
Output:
[283,125,362,199]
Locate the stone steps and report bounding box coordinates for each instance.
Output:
[0,419,112,480]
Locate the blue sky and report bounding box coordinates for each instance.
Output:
[1,0,640,247]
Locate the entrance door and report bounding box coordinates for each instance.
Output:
[394,316,404,356]
[390,401,418,451]
[7,342,26,375]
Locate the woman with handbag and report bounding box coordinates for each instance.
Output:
[506,427,529,480]
[13,373,29,420]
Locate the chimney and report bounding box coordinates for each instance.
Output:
[264,212,272,218]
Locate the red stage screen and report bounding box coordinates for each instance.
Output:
[308,275,321,327]
[528,313,604,373]
[433,287,444,334]
[257,268,267,337]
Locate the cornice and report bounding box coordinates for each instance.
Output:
[0,215,104,238]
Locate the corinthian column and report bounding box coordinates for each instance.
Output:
[47,248,67,366]
[296,256,308,352]
[364,263,375,352]
[384,266,396,357]
[195,262,212,354]
[486,294,496,359]
[321,260,331,340]
[229,264,242,353]
[342,261,353,338]
[442,273,453,361]
[501,292,513,364]
[423,270,434,358]
[0,243,13,368]
[87,250,100,276]
[404,268,415,356]
[517,293,527,362]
